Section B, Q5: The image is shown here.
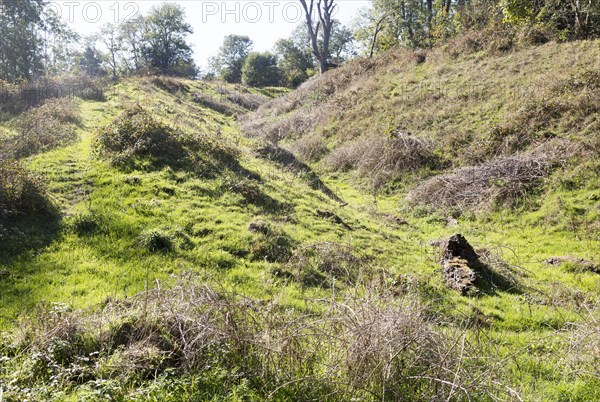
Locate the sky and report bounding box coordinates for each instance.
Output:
[48,1,371,70]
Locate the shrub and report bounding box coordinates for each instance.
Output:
[93,105,238,173]
[289,134,329,163]
[224,90,266,111]
[0,159,53,220]
[93,105,187,170]
[192,93,237,116]
[408,154,553,209]
[326,133,437,190]
[4,98,80,159]
[0,280,514,400]
[241,52,281,87]
[288,242,368,287]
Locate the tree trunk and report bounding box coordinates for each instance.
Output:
[369,17,385,59]
[300,0,336,74]
[426,0,433,33]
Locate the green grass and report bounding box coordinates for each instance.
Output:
[0,45,599,400]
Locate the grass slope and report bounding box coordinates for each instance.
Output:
[0,40,598,400]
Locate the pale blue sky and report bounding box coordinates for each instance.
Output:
[49,1,370,70]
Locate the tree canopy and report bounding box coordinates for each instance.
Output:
[242,52,280,87]
[209,35,254,83]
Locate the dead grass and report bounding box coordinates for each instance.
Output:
[326,133,437,190]
[408,153,554,209]
[288,134,329,163]
[242,39,600,198]
[3,278,520,400]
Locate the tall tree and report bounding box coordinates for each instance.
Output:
[119,16,145,73]
[210,35,253,83]
[141,3,196,77]
[0,0,46,81]
[274,37,314,87]
[40,7,80,76]
[99,23,122,80]
[79,45,104,77]
[299,0,337,74]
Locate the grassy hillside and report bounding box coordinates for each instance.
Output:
[0,41,599,401]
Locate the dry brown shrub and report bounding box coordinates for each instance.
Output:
[2,98,80,159]
[241,108,321,142]
[6,278,524,400]
[288,134,328,162]
[408,153,554,209]
[563,310,600,379]
[223,89,266,111]
[326,134,436,188]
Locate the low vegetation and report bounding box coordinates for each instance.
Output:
[1,39,599,401]
[0,159,53,221]
[1,98,80,159]
[0,279,544,401]
[244,40,600,207]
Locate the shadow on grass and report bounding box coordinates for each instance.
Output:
[474,262,523,296]
[0,209,62,265]
[256,144,345,204]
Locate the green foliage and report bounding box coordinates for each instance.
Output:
[241,52,281,87]
[141,4,197,77]
[79,46,104,77]
[209,35,253,83]
[500,0,600,39]
[0,0,79,81]
[357,0,599,55]
[274,37,314,87]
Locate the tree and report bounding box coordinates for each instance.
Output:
[40,7,80,76]
[352,6,394,58]
[299,0,337,74]
[141,3,196,77]
[274,37,314,87]
[99,23,122,80]
[501,0,600,38]
[0,0,47,81]
[210,35,253,83]
[278,21,354,84]
[242,52,281,87]
[328,22,357,65]
[79,46,104,77]
[0,0,82,82]
[119,16,145,73]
